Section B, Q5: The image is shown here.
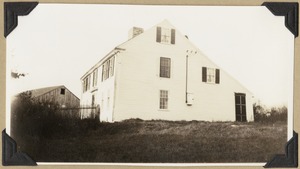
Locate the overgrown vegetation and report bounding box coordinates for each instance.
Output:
[253,103,287,123]
[11,93,287,163]
[10,92,99,159]
[30,119,286,162]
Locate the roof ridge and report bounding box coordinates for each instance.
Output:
[80,19,171,79]
[26,85,65,98]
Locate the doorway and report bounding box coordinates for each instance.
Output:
[235,93,247,122]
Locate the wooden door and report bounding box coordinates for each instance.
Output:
[235,93,247,122]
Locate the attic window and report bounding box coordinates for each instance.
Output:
[202,67,220,84]
[60,88,65,95]
[156,27,175,44]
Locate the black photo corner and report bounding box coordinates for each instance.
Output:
[2,1,299,167]
[2,129,37,166]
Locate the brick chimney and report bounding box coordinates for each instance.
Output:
[128,27,144,39]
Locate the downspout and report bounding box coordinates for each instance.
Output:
[185,50,197,104]
[185,55,188,103]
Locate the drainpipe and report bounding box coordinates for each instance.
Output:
[185,54,188,103]
[185,50,197,104]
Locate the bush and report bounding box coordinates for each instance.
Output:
[12,91,62,138]
[10,91,102,159]
[11,91,102,136]
[253,103,287,123]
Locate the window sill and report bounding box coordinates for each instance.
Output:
[158,109,170,112]
[157,42,174,45]
[204,82,219,84]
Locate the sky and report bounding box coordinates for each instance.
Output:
[7,4,294,108]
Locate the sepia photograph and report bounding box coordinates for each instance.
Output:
[5,3,295,165]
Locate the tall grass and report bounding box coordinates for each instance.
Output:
[10,92,287,162]
[33,119,286,162]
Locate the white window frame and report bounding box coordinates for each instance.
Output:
[109,56,115,77]
[83,75,90,93]
[160,57,171,78]
[159,90,169,110]
[161,28,171,44]
[102,56,115,81]
[207,68,216,83]
[92,68,98,87]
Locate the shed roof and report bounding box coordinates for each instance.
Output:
[30,85,64,98]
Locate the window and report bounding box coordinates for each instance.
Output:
[109,56,115,77]
[92,69,98,87]
[83,75,91,92]
[207,68,215,83]
[60,88,65,95]
[159,90,168,109]
[87,75,90,90]
[156,27,175,44]
[101,56,115,81]
[102,61,109,81]
[161,28,171,44]
[202,67,220,84]
[160,57,171,78]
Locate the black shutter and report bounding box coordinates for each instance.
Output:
[159,57,163,77]
[171,29,175,44]
[202,67,207,82]
[215,69,220,84]
[101,65,104,82]
[156,27,161,42]
[106,60,110,80]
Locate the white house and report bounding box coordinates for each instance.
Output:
[80,20,254,122]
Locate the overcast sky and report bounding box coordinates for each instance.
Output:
[7,4,294,107]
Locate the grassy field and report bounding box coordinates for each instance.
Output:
[17,119,287,163]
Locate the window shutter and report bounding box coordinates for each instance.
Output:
[106,61,109,79]
[215,69,220,84]
[159,57,163,77]
[167,58,171,78]
[88,76,90,90]
[82,81,85,92]
[202,67,207,82]
[156,27,161,42]
[171,29,175,44]
[101,65,104,82]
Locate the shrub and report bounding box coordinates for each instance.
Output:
[253,103,287,123]
[11,91,104,158]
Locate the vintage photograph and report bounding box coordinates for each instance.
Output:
[6,4,294,164]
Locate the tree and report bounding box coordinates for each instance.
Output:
[11,70,26,79]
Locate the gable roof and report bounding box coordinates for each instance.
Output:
[81,20,174,80]
[30,85,64,98]
[81,20,253,95]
